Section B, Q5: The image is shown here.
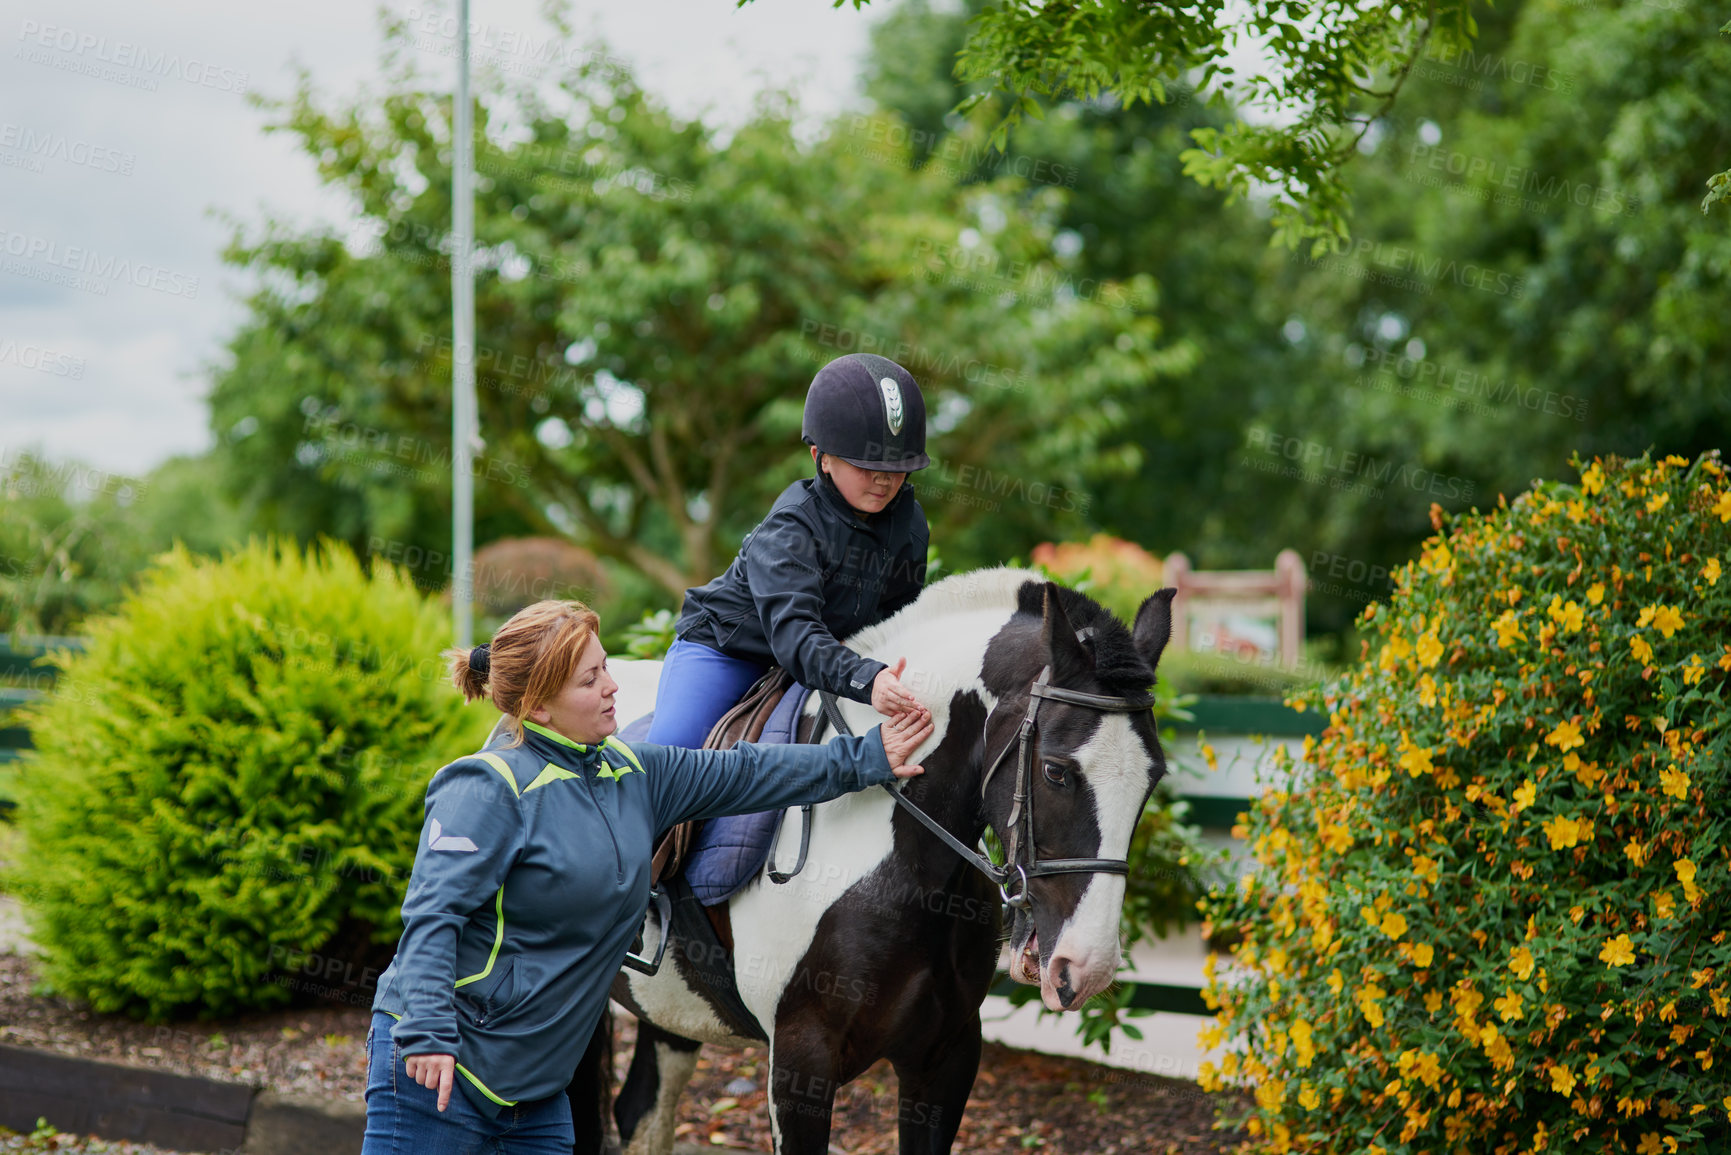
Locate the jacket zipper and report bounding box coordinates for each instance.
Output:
[583,758,625,883]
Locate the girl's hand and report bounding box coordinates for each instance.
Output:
[880,706,935,778]
[871,658,920,717]
[405,1053,456,1112]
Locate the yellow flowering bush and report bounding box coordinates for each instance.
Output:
[1201,453,1731,1154]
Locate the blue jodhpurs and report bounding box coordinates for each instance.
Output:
[644,639,768,749]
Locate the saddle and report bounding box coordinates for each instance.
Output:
[622,667,818,980]
[649,666,798,889]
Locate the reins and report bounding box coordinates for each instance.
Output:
[817,664,1155,911]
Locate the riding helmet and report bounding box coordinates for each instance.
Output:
[801,354,929,472]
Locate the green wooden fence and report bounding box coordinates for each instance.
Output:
[1167,696,1322,827]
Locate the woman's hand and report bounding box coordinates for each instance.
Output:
[871,658,921,717]
[405,1053,456,1112]
[880,706,934,778]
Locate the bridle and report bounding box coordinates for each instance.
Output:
[818,663,1155,911]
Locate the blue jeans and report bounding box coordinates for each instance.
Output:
[361,1012,574,1155]
[644,639,768,748]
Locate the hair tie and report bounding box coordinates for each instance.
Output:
[470,643,491,678]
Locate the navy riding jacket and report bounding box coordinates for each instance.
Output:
[675,470,929,702]
[371,719,897,1116]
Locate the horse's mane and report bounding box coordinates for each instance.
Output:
[845,566,1034,657]
[850,566,1155,695]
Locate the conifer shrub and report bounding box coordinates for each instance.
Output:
[1201,453,1730,1153]
[4,541,491,1020]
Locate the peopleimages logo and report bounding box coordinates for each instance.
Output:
[1407,144,1641,216]
[15,20,250,94]
[1294,238,1526,299]
[1417,43,1575,93]
[1355,346,1588,422]
[0,228,199,298]
[796,318,1030,393]
[1244,427,1477,500]
[0,122,134,175]
[845,116,1079,188]
[402,7,628,76]
[0,339,84,378]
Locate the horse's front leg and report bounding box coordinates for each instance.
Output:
[767,1031,842,1155]
[891,1013,981,1155]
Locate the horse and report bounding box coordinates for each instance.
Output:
[580,567,1175,1155]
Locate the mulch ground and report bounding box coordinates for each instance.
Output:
[668,1025,1250,1154]
[0,951,1248,1153]
[0,1129,192,1154]
[0,953,370,1102]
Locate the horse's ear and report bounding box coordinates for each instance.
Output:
[1040,582,1092,684]
[1132,589,1177,673]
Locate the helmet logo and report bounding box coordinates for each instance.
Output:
[879,377,904,435]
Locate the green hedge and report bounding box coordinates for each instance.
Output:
[3,541,491,1020]
[1203,453,1730,1154]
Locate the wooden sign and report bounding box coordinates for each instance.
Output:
[1162,550,1307,670]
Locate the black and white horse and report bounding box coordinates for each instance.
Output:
[585,567,1174,1155]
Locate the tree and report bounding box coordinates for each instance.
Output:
[810,0,1731,250]
[1261,0,1731,511]
[858,1,1444,642]
[794,0,1494,247]
[861,1,1307,569]
[853,0,1731,643]
[210,24,1179,600]
[1203,453,1731,1152]
[0,451,246,638]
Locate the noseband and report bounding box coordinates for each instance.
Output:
[821,664,1155,912]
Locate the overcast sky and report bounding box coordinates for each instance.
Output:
[0,0,886,477]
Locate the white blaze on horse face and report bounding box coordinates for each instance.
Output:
[1041,711,1152,1012]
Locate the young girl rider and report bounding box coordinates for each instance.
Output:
[646,352,932,749]
[362,599,933,1153]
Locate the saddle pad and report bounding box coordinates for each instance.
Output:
[684,682,814,905]
[759,680,813,746]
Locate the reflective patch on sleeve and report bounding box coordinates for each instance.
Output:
[428,817,478,853]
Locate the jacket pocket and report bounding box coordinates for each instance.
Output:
[457,957,519,1025]
[713,611,750,649]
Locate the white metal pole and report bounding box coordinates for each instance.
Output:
[452,0,477,648]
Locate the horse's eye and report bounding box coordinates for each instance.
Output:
[1043,760,1068,786]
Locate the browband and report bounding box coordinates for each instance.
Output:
[1028,683,1156,712]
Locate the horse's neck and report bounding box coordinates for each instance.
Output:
[836,593,1028,884]
[850,603,1020,714]
[882,682,1001,892]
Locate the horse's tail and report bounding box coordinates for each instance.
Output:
[569,1002,617,1155]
